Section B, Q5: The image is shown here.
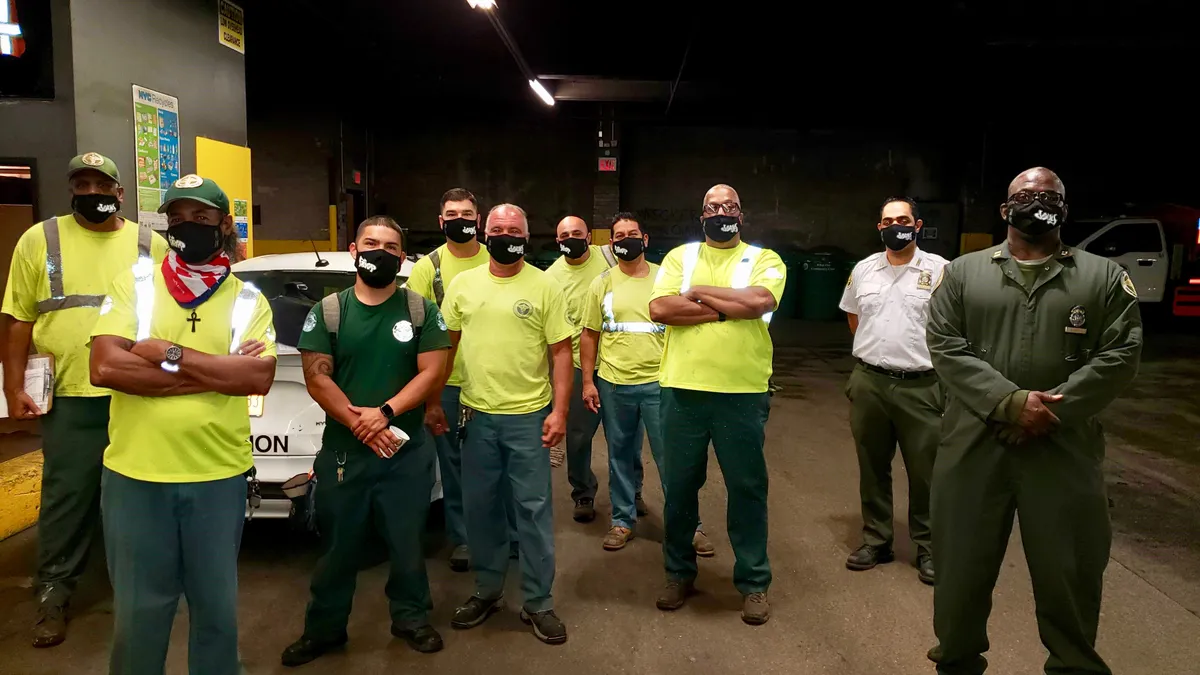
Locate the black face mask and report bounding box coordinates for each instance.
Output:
[443,217,478,244]
[355,248,401,288]
[487,235,527,265]
[1007,200,1066,239]
[72,194,121,225]
[558,237,588,259]
[611,237,644,261]
[880,224,917,251]
[703,215,740,243]
[167,221,224,264]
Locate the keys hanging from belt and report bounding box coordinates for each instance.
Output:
[336,449,347,483]
[245,466,262,519]
[458,406,476,443]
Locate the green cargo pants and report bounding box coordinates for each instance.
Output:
[845,364,942,555]
[930,407,1112,675]
[303,431,436,640]
[661,387,771,595]
[36,396,110,608]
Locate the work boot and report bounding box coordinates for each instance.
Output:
[692,530,715,557]
[742,592,770,625]
[391,624,444,653]
[280,634,348,667]
[449,545,470,572]
[451,595,502,630]
[31,604,67,648]
[635,493,649,516]
[520,609,567,645]
[917,552,935,586]
[602,526,633,551]
[845,544,894,571]
[573,498,596,523]
[655,579,694,611]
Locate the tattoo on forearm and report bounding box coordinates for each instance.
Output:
[301,351,333,380]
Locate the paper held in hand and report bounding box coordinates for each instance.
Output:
[0,354,55,418]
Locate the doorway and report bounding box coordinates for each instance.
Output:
[0,159,37,307]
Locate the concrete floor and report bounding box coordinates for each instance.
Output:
[1,319,1198,675]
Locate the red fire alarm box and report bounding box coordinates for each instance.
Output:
[598,158,617,172]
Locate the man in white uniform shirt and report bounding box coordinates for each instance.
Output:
[839,197,948,586]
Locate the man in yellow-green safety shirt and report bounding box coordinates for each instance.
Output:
[2,152,167,648]
[90,175,276,675]
[649,184,786,627]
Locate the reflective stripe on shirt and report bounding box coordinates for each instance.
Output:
[601,290,665,334]
[679,242,772,324]
[132,256,260,351]
[37,217,154,315]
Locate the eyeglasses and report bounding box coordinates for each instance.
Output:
[703,201,741,216]
[1009,190,1065,206]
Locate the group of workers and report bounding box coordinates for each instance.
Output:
[2,152,1140,675]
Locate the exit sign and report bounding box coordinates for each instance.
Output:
[598,158,617,172]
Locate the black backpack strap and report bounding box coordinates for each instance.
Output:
[430,249,445,307]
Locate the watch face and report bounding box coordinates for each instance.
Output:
[165,345,183,363]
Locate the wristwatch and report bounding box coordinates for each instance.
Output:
[717,312,727,322]
[161,344,183,372]
[379,403,395,419]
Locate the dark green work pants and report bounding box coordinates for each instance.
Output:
[303,431,436,640]
[35,395,110,609]
[845,365,942,555]
[931,408,1112,675]
[661,387,771,595]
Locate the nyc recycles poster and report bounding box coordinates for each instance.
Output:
[132,85,180,231]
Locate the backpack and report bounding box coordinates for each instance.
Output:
[320,288,425,346]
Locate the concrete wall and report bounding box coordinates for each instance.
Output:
[69,0,246,193]
[0,0,76,219]
[248,112,336,241]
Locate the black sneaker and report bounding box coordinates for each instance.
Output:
[281,635,348,667]
[449,545,470,573]
[391,624,444,653]
[519,609,567,645]
[845,544,895,571]
[450,595,502,630]
[573,498,596,523]
[635,493,649,517]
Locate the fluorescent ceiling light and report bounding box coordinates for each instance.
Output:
[0,24,20,37]
[467,0,496,9]
[529,79,555,106]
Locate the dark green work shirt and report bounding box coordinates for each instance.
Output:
[298,288,451,449]
[926,242,1143,438]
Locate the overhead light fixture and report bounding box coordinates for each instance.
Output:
[528,79,555,106]
[467,0,497,9]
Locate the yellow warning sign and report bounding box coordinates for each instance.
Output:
[218,0,244,54]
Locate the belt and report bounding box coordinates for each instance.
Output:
[858,360,937,380]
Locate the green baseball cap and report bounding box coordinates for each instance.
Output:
[67,152,121,184]
[158,174,231,214]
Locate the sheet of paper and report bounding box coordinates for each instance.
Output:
[0,355,54,418]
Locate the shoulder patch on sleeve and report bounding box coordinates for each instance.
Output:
[931,267,947,293]
[845,272,853,288]
[1120,270,1138,298]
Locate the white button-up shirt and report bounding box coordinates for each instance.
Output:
[839,248,949,372]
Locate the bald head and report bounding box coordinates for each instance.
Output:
[486,203,529,237]
[703,184,740,209]
[556,216,589,240]
[1008,167,1065,198]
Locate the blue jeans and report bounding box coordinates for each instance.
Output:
[102,468,246,675]
[462,407,555,612]
[435,385,519,552]
[566,368,602,502]
[598,379,701,533]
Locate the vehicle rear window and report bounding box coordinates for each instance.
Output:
[232,270,359,347]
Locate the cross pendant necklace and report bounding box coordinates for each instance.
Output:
[187,310,201,333]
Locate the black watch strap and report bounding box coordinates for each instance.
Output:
[380,403,395,419]
[718,312,727,322]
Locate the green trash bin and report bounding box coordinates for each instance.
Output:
[798,251,850,321]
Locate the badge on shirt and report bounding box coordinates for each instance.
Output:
[1065,305,1087,335]
[513,299,533,319]
[916,270,933,290]
[393,320,414,343]
[303,313,317,332]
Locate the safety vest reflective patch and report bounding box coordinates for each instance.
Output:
[131,256,261,352]
[37,216,154,314]
[601,291,665,334]
[678,242,773,324]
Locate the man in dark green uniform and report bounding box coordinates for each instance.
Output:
[281,216,451,666]
[926,167,1142,675]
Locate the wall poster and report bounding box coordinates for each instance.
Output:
[132,85,180,231]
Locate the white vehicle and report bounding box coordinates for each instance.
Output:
[1069,218,1169,303]
[231,251,440,520]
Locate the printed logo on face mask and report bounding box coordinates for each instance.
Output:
[513,299,533,319]
[463,226,476,235]
[614,244,628,256]
[720,222,738,233]
[508,244,525,254]
[96,202,118,213]
[896,230,913,241]
[1034,210,1058,226]
[358,258,377,273]
[168,235,185,250]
